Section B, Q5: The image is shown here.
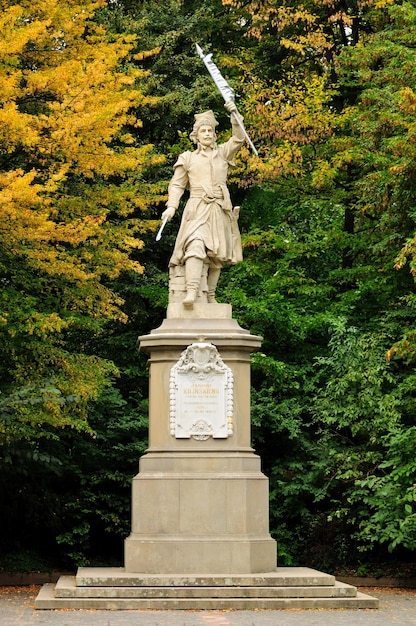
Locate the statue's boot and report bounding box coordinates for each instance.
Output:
[207,267,221,303]
[183,257,204,309]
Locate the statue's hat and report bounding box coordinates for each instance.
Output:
[193,110,219,129]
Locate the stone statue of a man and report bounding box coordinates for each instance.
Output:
[162,101,245,309]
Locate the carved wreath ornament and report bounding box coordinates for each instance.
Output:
[169,342,234,440]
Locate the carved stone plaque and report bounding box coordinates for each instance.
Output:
[169,342,233,440]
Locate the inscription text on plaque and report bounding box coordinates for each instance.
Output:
[169,342,233,440]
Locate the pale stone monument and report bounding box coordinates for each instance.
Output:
[122,100,278,577]
[161,101,244,309]
[35,56,378,609]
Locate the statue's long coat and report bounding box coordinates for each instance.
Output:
[167,135,244,267]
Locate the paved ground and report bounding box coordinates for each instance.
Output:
[1,586,415,626]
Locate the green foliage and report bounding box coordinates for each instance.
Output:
[2,0,416,572]
[54,388,148,566]
[313,320,402,437]
[222,174,416,567]
[353,426,416,553]
[0,385,148,567]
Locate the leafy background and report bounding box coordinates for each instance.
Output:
[1,0,416,576]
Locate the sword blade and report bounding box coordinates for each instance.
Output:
[196,44,234,102]
[196,44,258,156]
[156,216,168,241]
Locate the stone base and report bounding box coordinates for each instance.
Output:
[35,567,379,609]
[125,537,277,576]
[167,302,232,319]
[34,314,378,611]
[124,451,276,575]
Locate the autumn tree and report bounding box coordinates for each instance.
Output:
[0,0,163,443]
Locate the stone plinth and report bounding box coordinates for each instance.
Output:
[124,306,277,574]
[125,453,276,574]
[35,303,379,610]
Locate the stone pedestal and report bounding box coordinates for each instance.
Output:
[124,304,277,574]
[35,303,379,609]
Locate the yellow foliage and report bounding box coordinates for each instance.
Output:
[311,160,337,188]
[223,0,332,55]
[0,1,186,437]
[26,312,70,336]
[0,0,162,436]
[237,68,336,183]
[0,0,160,182]
[0,169,43,207]
[0,0,160,285]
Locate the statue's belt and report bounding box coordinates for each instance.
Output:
[190,188,224,203]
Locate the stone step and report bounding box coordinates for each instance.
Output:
[35,583,379,610]
[55,576,357,599]
[35,567,380,610]
[75,566,336,587]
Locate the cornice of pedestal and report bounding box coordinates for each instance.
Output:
[138,307,262,354]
